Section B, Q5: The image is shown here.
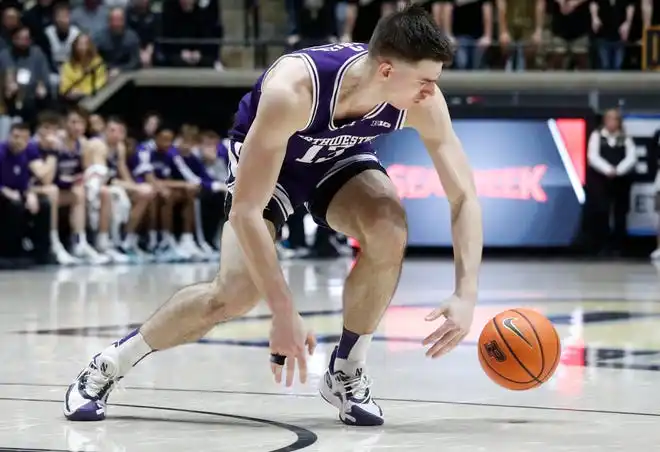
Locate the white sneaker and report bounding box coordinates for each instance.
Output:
[319,346,384,426]
[63,350,121,421]
[103,247,131,264]
[53,245,81,266]
[651,248,660,260]
[74,243,111,265]
[179,238,205,261]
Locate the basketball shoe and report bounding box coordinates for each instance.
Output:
[319,346,384,426]
[64,348,121,421]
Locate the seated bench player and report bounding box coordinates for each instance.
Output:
[198,130,229,252]
[34,109,111,265]
[140,126,193,261]
[0,123,52,263]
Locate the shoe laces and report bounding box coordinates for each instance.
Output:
[339,368,373,402]
[85,355,122,399]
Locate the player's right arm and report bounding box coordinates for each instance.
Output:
[229,59,312,315]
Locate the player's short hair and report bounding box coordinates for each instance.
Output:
[10,122,30,133]
[37,110,62,128]
[368,4,453,64]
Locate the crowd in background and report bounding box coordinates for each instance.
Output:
[289,0,659,70]
[0,108,234,267]
[0,0,658,267]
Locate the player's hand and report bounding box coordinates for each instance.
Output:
[422,294,476,359]
[269,310,316,387]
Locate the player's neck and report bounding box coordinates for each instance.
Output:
[337,57,383,117]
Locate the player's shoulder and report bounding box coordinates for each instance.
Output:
[261,57,313,108]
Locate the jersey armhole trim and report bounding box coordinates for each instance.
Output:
[259,54,319,133]
[294,53,320,132]
[395,109,408,130]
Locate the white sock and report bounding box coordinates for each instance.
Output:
[181,232,194,244]
[50,230,63,249]
[105,329,153,377]
[124,232,138,248]
[148,230,158,248]
[97,232,110,251]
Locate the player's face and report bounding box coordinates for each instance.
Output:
[155,131,174,151]
[106,122,126,144]
[377,59,443,109]
[66,113,86,138]
[8,129,29,152]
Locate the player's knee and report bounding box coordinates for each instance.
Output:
[42,184,59,201]
[98,186,112,206]
[72,184,85,204]
[136,184,156,202]
[208,273,260,322]
[359,197,407,253]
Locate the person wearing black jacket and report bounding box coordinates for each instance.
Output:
[586,108,637,255]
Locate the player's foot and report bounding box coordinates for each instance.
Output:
[319,346,384,426]
[64,350,121,421]
[651,248,660,260]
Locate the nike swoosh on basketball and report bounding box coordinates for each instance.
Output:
[502,317,533,347]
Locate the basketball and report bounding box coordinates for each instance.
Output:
[478,308,561,390]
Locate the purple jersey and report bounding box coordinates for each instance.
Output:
[229,43,406,165]
[0,141,40,192]
[55,140,83,190]
[139,140,175,179]
[126,147,153,183]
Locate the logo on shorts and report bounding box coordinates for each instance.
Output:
[503,317,533,347]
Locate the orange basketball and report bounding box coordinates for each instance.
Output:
[478,308,561,390]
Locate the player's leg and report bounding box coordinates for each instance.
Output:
[64,218,278,421]
[311,162,407,427]
[68,184,110,264]
[112,180,155,254]
[178,186,206,259]
[31,184,77,264]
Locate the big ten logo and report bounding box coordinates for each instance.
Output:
[310,43,366,54]
[643,26,660,70]
[295,144,349,163]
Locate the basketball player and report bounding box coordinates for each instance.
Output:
[64,6,483,426]
[34,110,110,265]
[85,118,151,260]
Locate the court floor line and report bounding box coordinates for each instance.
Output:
[0,396,317,452]
[1,382,659,419]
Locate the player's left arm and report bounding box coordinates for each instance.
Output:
[405,87,484,358]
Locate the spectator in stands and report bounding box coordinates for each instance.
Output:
[22,0,55,54]
[586,108,637,255]
[0,27,51,126]
[159,0,219,68]
[32,108,111,264]
[439,0,493,70]
[42,3,81,78]
[126,0,158,67]
[590,0,635,70]
[496,0,544,70]
[547,0,591,69]
[59,34,107,101]
[72,0,109,37]
[93,8,141,75]
[286,0,338,49]
[0,123,51,264]
[341,0,397,43]
[0,7,22,52]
